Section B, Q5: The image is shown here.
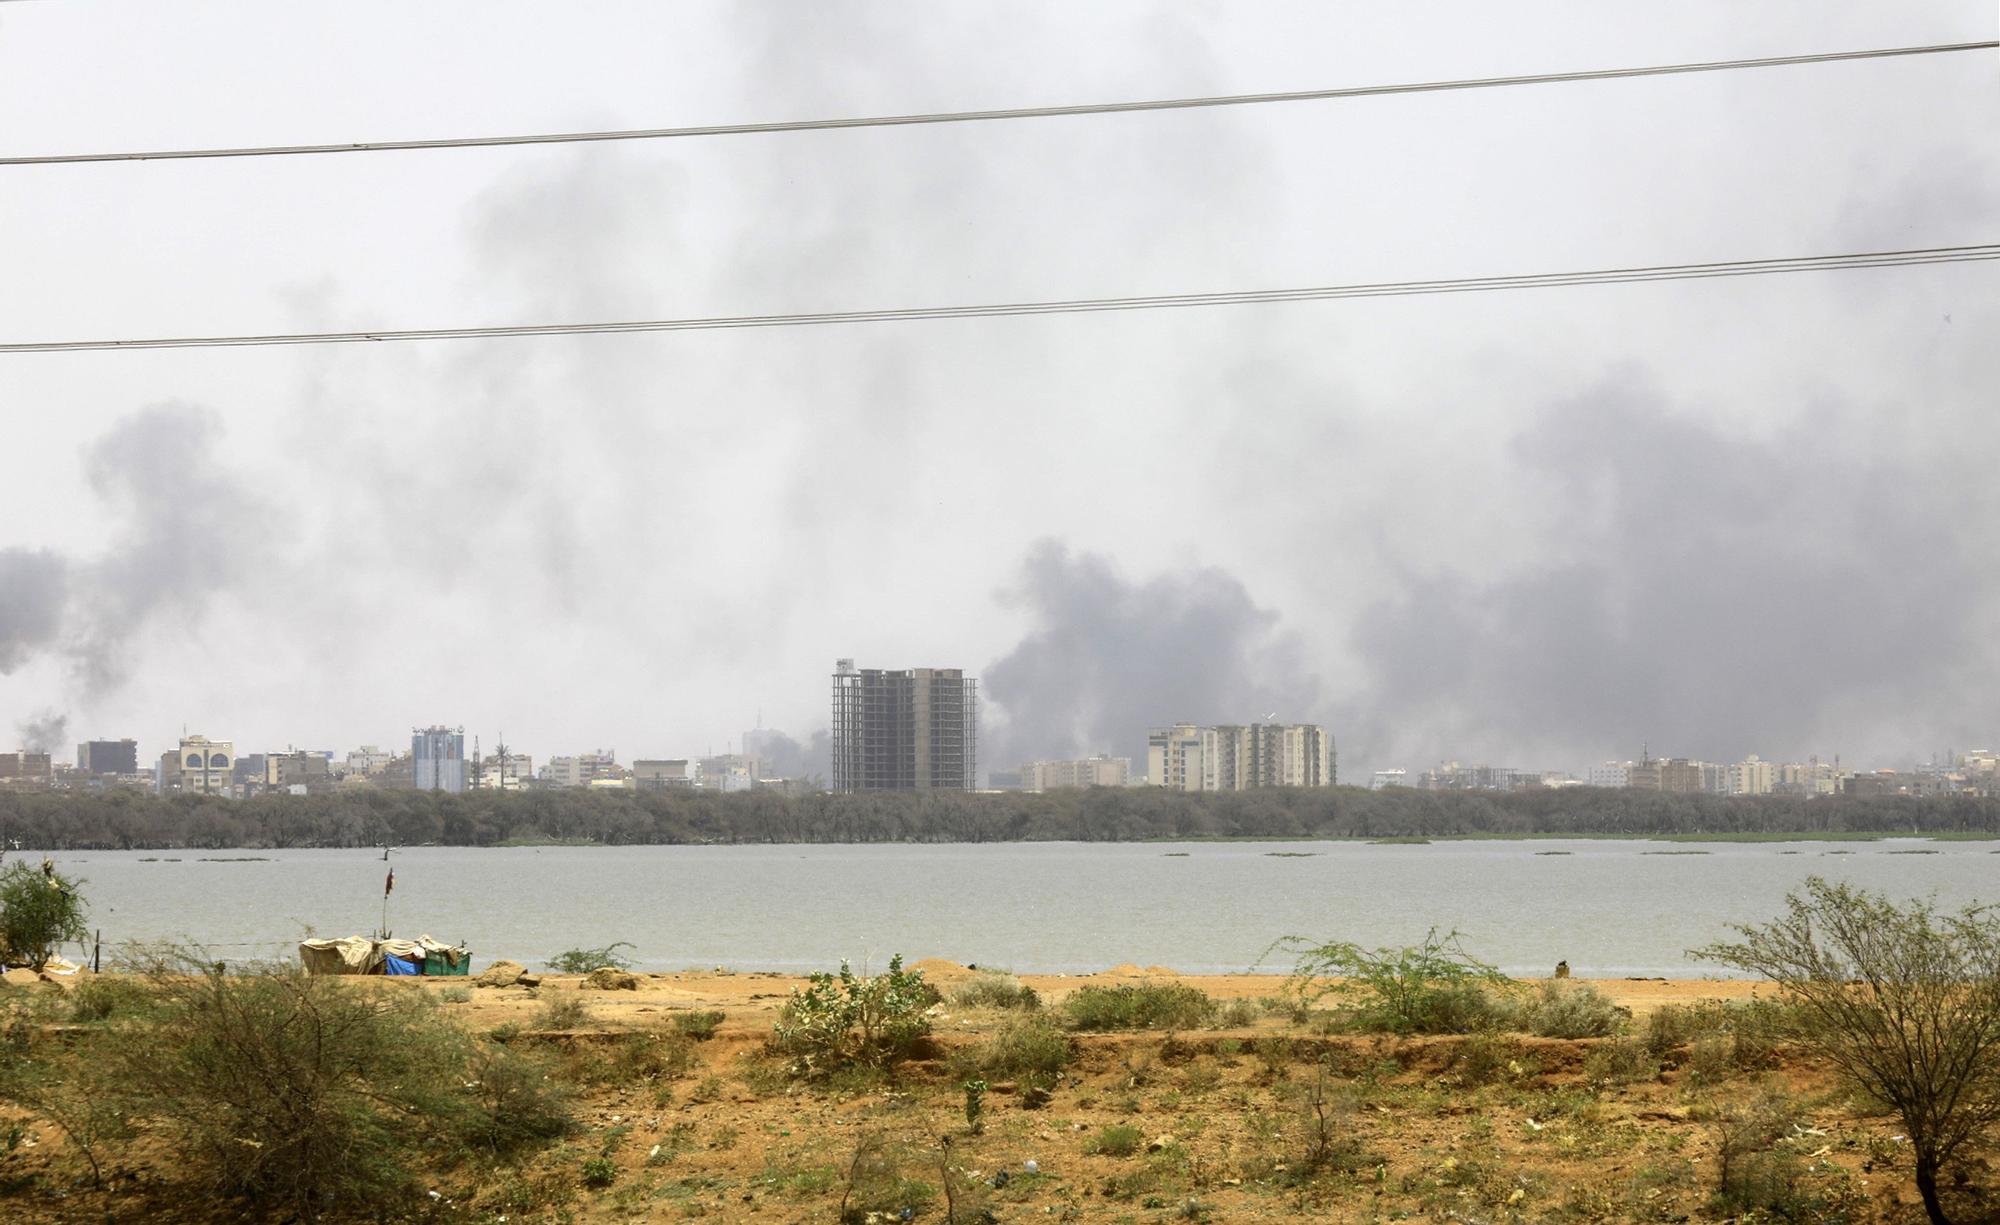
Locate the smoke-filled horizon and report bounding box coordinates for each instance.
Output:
[2,4,1995,779]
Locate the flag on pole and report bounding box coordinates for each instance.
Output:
[384,867,395,898]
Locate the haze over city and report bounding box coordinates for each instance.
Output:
[2,2,1995,784]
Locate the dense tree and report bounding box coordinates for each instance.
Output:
[0,784,1991,851]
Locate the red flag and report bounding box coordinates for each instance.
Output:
[384,867,395,898]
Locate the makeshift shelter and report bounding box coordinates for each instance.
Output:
[299,934,469,976]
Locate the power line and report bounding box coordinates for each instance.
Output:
[4,244,1992,354]
[4,41,1992,166]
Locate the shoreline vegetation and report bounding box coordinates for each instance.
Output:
[1,786,1996,851]
[0,962,1985,1223]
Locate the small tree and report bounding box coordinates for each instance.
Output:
[0,860,88,970]
[1695,878,2000,1225]
[773,955,935,1076]
[1270,927,1510,1033]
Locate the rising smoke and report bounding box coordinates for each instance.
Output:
[0,403,271,733]
[981,539,1323,771]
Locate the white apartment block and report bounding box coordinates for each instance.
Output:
[1148,723,1335,791]
[1369,768,1410,790]
[1729,755,1776,796]
[1586,762,1630,789]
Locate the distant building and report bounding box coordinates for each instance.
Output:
[1369,768,1410,790]
[344,745,396,776]
[472,750,533,790]
[76,739,138,776]
[1585,762,1630,789]
[986,768,1025,791]
[632,760,695,790]
[1020,756,1130,792]
[0,751,53,782]
[830,660,979,793]
[1658,758,1703,795]
[545,751,620,788]
[170,735,234,796]
[1728,755,1776,796]
[1147,723,1335,791]
[699,753,758,793]
[265,750,332,792]
[412,726,466,794]
[1146,724,1206,791]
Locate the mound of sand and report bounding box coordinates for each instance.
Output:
[1102,963,1147,977]
[912,958,973,981]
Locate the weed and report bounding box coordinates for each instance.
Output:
[671,1009,726,1040]
[436,984,472,1004]
[581,1156,617,1189]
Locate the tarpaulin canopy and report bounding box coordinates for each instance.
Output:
[299,935,467,975]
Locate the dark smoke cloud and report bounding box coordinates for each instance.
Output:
[746,728,831,784]
[0,403,271,707]
[0,549,67,673]
[1345,374,1996,771]
[15,710,67,756]
[982,540,1323,772]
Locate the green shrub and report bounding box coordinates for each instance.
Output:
[1063,983,1217,1031]
[1583,1037,1660,1086]
[1515,980,1625,1038]
[109,962,568,1216]
[1088,1123,1146,1157]
[671,1009,726,1040]
[948,1014,1073,1089]
[949,968,1040,1010]
[0,860,88,970]
[459,1045,575,1154]
[773,955,936,1077]
[66,975,159,1023]
[580,1156,617,1188]
[533,994,595,1031]
[1271,927,1512,1034]
[546,941,636,973]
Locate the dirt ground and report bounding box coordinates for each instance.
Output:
[1,964,1984,1223]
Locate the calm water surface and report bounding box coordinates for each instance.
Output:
[47,839,2000,977]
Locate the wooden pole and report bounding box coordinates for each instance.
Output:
[93,929,100,973]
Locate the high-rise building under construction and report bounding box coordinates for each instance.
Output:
[830,659,978,793]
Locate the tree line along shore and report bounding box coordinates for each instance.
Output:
[0,785,1994,851]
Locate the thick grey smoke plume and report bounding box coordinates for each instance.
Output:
[0,549,67,673]
[983,540,1322,772]
[15,710,67,755]
[1347,377,1998,770]
[0,403,269,709]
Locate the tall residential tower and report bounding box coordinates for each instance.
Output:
[830,659,978,793]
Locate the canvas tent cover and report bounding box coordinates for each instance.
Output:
[299,935,466,975]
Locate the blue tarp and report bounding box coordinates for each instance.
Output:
[382,954,421,976]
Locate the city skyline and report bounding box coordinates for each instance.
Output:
[3,4,1995,785]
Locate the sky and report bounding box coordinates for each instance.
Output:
[1,3,1995,781]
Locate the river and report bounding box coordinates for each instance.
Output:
[44,838,1999,977]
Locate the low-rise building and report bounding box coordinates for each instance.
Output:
[1020,756,1130,792]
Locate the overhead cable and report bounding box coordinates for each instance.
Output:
[4,244,1993,354]
[3,41,1993,166]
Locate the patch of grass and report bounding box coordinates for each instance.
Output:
[1063,983,1218,1031]
[437,985,472,1004]
[1088,1123,1146,1157]
[947,1013,1072,1088]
